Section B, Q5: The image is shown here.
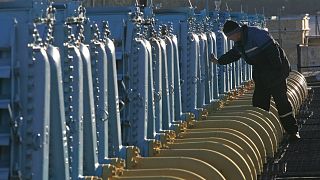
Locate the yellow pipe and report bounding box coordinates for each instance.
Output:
[205,116,277,153]
[168,137,259,176]
[287,79,307,113]
[178,129,263,169]
[187,120,269,159]
[237,93,253,97]
[167,141,256,180]
[183,127,266,163]
[288,78,305,101]
[209,111,281,144]
[288,71,308,98]
[173,137,262,175]
[84,176,102,180]
[295,72,308,97]
[215,106,283,136]
[269,101,279,118]
[224,93,279,116]
[226,73,307,116]
[287,82,300,101]
[225,102,279,119]
[244,109,283,136]
[287,83,302,103]
[120,168,204,180]
[128,156,226,180]
[227,99,252,106]
[112,175,184,180]
[237,72,307,109]
[287,89,299,114]
[244,110,283,140]
[156,149,247,180]
[105,71,308,180]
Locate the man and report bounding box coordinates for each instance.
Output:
[211,20,300,142]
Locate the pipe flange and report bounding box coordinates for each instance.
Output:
[126,146,141,169]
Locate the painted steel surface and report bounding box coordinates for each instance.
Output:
[0,1,309,179]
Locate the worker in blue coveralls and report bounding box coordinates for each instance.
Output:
[210,20,300,142]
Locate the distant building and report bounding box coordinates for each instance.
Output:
[266,14,310,70]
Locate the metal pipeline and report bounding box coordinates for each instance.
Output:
[165,141,256,180]
[182,125,267,163]
[125,146,226,180]
[208,112,282,144]
[286,71,308,114]
[223,101,279,119]
[84,176,102,180]
[104,69,308,180]
[200,117,277,157]
[112,176,184,180]
[173,136,262,175]
[121,168,205,180]
[222,71,307,117]
[210,105,283,138]
[170,137,258,175]
[156,149,248,180]
[113,156,224,179]
[179,128,263,171]
[99,152,211,179]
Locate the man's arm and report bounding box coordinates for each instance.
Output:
[210,48,241,65]
[216,48,241,65]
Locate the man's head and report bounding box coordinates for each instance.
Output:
[223,20,242,42]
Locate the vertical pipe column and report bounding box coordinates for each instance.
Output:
[159,38,170,130]
[89,25,109,163]
[164,35,175,127]
[80,42,100,175]
[104,32,123,158]
[47,45,70,180]
[21,28,50,179]
[216,31,228,96]
[150,37,163,135]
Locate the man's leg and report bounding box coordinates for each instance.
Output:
[271,80,299,140]
[252,84,271,111]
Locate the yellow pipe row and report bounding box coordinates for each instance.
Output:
[156,149,247,180]
[189,120,268,159]
[204,116,277,156]
[179,128,263,169]
[209,112,281,143]
[126,157,224,179]
[104,71,308,180]
[174,134,262,175]
[121,168,204,180]
[287,71,308,114]
[166,141,256,179]
[112,176,184,180]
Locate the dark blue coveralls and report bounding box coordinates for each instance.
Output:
[217,24,298,135]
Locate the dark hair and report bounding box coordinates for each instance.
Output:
[223,20,241,36]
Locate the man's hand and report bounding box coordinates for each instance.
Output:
[210,53,219,64]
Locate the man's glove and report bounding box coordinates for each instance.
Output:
[210,53,219,64]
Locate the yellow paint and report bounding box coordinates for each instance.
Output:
[185,120,268,160]
[213,106,283,137]
[84,176,103,180]
[121,168,204,180]
[128,156,226,180]
[111,175,184,180]
[177,130,263,172]
[167,141,256,180]
[203,116,277,156]
[209,111,281,144]
[157,149,247,180]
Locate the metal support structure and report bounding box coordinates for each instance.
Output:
[2,1,311,179]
